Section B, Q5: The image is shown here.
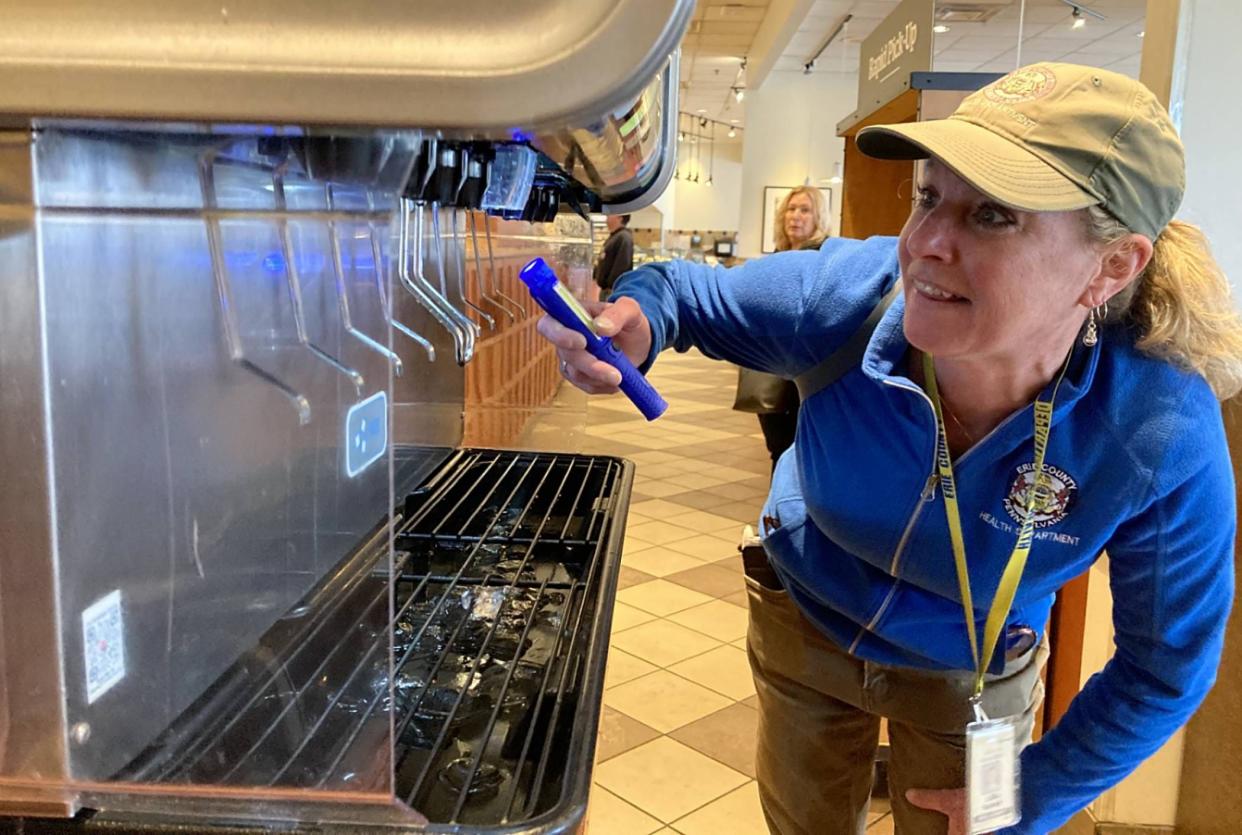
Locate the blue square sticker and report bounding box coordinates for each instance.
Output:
[345,391,388,478]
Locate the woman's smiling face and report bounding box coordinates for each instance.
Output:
[898,159,1103,364]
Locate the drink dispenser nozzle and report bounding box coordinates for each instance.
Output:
[395,139,475,364]
[447,147,495,329]
[458,149,518,322]
[198,145,311,424]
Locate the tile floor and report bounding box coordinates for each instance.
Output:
[557,349,894,835]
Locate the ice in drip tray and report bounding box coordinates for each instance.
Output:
[393,581,573,814]
[438,741,510,801]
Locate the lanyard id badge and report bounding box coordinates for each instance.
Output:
[921,351,1071,835]
[967,712,1021,831]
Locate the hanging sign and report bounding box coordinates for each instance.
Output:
[856,0,934,117]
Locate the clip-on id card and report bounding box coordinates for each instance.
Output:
[966,713,1021,833]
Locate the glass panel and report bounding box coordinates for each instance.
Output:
[0,128,430,826]
[461,213,593,452]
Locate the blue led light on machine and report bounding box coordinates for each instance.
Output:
[518,257,667,421]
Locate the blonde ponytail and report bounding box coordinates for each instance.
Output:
[1086,207,1242,400]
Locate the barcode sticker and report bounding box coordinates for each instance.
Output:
[966,716,1020,833]
[82,590,126,704]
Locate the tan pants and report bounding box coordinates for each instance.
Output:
[745,577,1046,835]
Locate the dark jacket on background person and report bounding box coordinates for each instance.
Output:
[593,226,634,292]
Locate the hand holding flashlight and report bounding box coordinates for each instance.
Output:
[522,258,666,421]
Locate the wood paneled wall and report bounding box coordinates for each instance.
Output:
[461,214,592,449]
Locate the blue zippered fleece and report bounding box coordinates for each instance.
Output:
[611,236,1235,834]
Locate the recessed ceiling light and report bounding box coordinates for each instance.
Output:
[933,24,950,34]
[696,108,707,113]
[730,119,740,123]
[1138,30,1145,37]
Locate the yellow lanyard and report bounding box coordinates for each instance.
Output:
[921,351,1071,699]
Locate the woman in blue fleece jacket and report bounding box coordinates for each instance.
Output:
[541,64,1242,834]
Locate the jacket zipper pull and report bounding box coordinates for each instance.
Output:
[922,473,939,502]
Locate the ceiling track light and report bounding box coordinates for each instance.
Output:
[802,12,853,77]
[732,87,744,102]
[1057,0,1105,28]
[677,112,741,146]
[707,121,714,187]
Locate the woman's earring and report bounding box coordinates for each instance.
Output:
[1082,306,1099,347]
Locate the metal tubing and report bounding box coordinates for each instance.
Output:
[448,206,495,329]
[198,148,311,424]
[428,204,482,340]
[467,211,517,322]
[367,213,435,362]
[395,197,472,365]
[271,165,365,393]
[482,216,527,319]
[324,184,404,377]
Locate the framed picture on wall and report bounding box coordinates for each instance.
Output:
[761,186,833,253]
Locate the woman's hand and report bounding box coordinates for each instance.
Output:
[536,296,653,395]
[906,787,975,835]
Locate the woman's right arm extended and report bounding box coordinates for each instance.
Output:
[536,237,900,395]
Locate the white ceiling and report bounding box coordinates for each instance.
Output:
[679,0,1147,133]
[678,0,772,141]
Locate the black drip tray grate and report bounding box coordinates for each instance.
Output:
[390,450,625,825]
[116,448,631,833]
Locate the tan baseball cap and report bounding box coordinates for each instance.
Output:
[857,63,1184,240]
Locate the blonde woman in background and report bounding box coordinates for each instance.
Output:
[774,185,831,253]
[735,185,834,470]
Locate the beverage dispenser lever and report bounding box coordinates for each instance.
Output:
[446,149,495,329]
[325,184,404,377]
[481,215,527,319]
[198,148,311,425]
[396,197,473,365]
[447,206,494,330]
[365,197,435,363]
[449,206,495,328]
[399,138,473,361]
[467,211,518,322]
[271,164,366,393]
[428,203,483,341]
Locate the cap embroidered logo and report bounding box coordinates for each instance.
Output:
[984,66,1058,105]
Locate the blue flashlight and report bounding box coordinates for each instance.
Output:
[519,258,667,421]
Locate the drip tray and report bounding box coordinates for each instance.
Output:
[112,448,634,833]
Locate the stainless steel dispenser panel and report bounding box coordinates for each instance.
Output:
[0,127,464,788]
[0,1,693,133]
